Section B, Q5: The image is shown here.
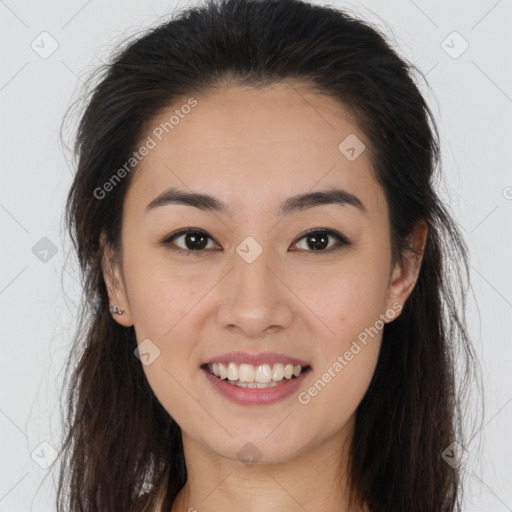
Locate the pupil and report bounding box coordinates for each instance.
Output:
[308,232,328,250]
[185,232,207,250]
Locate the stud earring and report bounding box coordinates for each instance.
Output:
[109,305,125,315]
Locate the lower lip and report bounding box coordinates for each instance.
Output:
[202,368,310,405]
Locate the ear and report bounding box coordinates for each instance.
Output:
[384,220,428,322]
[100,231,134,327]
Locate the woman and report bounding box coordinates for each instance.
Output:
[57,0,482,510]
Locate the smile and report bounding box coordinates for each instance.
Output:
[203,362,310,388]
[201,362,312,405]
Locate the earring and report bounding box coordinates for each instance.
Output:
[109,305,125,315]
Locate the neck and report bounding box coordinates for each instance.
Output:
[170,415,368,512]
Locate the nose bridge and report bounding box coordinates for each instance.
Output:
[216,235,293,336]
[234,237,274,296]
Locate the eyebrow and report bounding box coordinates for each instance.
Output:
[145,186,367,216]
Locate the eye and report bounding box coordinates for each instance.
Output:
[161,227,350,255]
[162,228,219,254]
[290,228,351,253]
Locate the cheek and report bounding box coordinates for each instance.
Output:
[294,258,387,416]
[122,245,200,338]
[122,250,202,415]
[297,267,387,416]
[298,335,381,438]
[294,256,390,345]
[128,264,202,423]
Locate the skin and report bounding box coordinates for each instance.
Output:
[101,82,427,512]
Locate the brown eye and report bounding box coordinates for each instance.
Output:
[163,229,217,253]
[162,227,350,255]
[291,229,350,253]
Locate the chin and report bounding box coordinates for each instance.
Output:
[206,434,309,467]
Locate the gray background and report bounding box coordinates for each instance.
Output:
[0,0,511,510]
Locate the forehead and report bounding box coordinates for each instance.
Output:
[124,82,386,219]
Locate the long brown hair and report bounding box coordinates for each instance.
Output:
[55,0,483,510]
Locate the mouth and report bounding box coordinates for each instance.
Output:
[200,361,312,389]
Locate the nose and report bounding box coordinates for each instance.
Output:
[216,247,294,338]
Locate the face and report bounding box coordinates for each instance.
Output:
[102,82,426,465]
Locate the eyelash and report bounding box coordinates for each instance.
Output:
[161,227,351,255]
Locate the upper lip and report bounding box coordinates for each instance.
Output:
[201,351,311,368]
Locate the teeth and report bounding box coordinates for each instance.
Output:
[207,361,307,383]
[272,363,285,381]
[254,364,272,383]
[239,363,254,382]
[218,363,228,380]
[227,362,238,381]
[232,381,279,388]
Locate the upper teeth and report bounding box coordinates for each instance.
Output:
[208,362,304,382]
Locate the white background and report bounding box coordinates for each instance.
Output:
[0,0,511,510]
